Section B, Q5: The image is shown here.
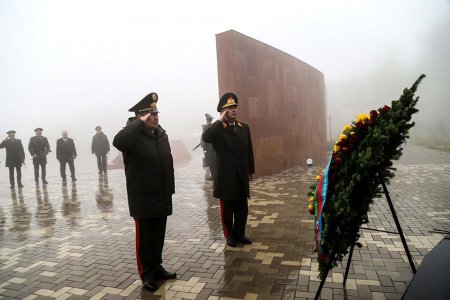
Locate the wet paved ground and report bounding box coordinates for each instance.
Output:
[0,145,449,299]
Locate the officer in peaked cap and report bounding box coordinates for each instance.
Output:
[203,92,255,247]
[1,130,25,188]
[113,91,176,292]
[28,127,51,184]
[216,92,238,112]
[128,92,160,113]
[92,126,110,174]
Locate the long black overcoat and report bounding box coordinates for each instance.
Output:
[91,133,110,155]
[202,120,255,199]
[0,139,25,167]
[113,119,175,218]
[28,136,50,164]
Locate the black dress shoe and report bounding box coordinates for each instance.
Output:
[156,268,177,280]
[142,279,158,291]
[18,184,24,188]
[226,237,238,247]
[236,236,252,244]
[43,180,48,184]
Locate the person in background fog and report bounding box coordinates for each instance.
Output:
[28,128,51,185]
[0,130,25,188]
[201,113,216,180]
[91,126,110,174]
[56,131,77,182]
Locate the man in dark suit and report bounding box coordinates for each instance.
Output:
[28,128,51,185]
[91,126,110,174]
[202,92,255,247]
[0,130,25,188]
[56,131,77,182]
[113,92,176,292]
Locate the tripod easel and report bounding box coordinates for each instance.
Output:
[314,173,417,300]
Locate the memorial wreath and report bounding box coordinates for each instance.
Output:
[308,74,426,279]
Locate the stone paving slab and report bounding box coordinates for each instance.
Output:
[0,150,449,299]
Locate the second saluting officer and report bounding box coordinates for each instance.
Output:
[113,92,176,292]
[0,130,25,188]
[202,92,255,247]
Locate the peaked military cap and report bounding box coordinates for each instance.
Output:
[7,130,16,134]
[34,128,43,132]
[129,92,159,113]
[217,92,238,112]
[95,126,102,130]
[205,113,213,119]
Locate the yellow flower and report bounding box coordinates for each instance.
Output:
[342,124,353,132]
[339,134,348,141]
[309,197,314,203]
[356,113,369,123]
[334,144,341,153]
[316,175,321,181]
[349,131,356,136]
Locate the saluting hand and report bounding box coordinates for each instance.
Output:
[139,112,151,122]
[219,110,227,122]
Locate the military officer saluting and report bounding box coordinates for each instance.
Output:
[0,130,26,188]
[202,92,255,247]
[113,92,176,292]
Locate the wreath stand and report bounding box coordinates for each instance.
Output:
[314,173,417,300]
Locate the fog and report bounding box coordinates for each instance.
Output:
[1,0,449,180]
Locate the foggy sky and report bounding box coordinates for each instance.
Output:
[1,0,449,170]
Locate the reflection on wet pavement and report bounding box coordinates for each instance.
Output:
[0,149,449,299]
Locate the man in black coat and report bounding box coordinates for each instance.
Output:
[201,113,216,180]
[0,130,25,188]
[202,92,255,247]
[28,128,51,184]
[91,126,110,174]
[113,92,176,292]
[56,131,77,182]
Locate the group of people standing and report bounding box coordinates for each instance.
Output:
[113,91,255,292]
[0,127,110,188]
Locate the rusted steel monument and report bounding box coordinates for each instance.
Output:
[216,30,327,177]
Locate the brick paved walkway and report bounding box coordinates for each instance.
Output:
[0,146,449,299]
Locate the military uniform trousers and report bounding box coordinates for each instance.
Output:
[134,216,167,281]
[9,166,22,186]
[219,197,248,239]
[96,154,107,173]
[33,158,46,183]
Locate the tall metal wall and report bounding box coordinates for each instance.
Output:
[216,30,327,177]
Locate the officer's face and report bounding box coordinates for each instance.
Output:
[225,106,238,121]
[7,132,14,139]
[35,130,42,136]
[144,112,159,129]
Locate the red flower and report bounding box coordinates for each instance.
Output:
[382,105,391,113]
[349,135,359,144]
[356,121,368,129]
[369,110,378,119]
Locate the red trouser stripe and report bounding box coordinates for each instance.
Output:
[219,199,228,238]
[134,218,144,279]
